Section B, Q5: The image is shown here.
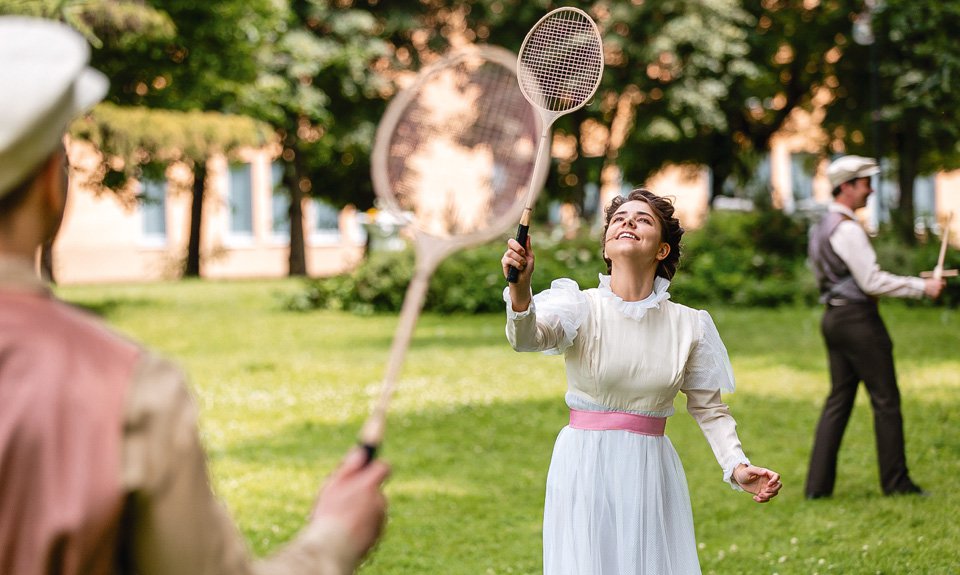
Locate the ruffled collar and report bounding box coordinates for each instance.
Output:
[597,273,671,321]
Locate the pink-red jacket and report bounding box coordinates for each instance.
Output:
[0,265,138,575]
[0,257,360,575]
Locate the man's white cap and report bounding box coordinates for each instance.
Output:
[0,17,108,198]
[826,155,880,189]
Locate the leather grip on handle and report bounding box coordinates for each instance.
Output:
[506,222,529,283]
[359,442,378,465]
[358,414,384,466]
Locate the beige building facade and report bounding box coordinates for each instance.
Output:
[55,141,364,284]
[54,125,960,285]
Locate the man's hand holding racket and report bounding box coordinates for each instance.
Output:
[502,236,535,312]
[311,448,390,560]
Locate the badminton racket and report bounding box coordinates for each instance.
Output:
[360,45,547,461]
[506,6,604,283]
[921,211,958,279]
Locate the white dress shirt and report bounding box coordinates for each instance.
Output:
[828,203,925,299]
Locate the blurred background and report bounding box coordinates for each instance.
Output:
[2,0,958,307]
[8,3,958,572]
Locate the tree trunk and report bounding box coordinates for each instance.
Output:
[40,239,55,284]
[894,120,919,245]
[287,155,307,277]
[185,162,206,278]
[708,161,730,208]
[706,131,735,208]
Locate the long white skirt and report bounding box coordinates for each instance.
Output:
[542,426,701,575]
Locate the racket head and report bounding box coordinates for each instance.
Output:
[371,45,547,247]
[517,7,604,117]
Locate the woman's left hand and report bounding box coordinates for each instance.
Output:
[733,464,782,503]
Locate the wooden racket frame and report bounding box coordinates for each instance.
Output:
[361,45,548,459]
[921,211,957,279]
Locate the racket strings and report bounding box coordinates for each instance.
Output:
[385,58,539,236]
[518,13,603,112]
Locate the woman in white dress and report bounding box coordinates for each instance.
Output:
[500,189,782,575]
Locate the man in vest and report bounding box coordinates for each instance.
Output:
[0,17,390,574]
[805,154,945,499]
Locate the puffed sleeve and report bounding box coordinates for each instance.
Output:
[682,310,735,393]
[503,278,589,355]
[681,310,749,489]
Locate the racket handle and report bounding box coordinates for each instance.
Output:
[359,441,378,465]
[506,222,530,283]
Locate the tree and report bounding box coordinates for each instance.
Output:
[84,0,283,275]
[613,0,853,207]
[239,2,393,275]
[411,0,846,218]
[0,0,177,281]
[392,0,760,218]
[68,104,274,276]
[823,0,960,243]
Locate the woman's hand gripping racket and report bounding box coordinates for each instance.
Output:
[506,6,605,283]
[359,45,547,461]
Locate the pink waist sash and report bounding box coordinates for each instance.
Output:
[569,408,666,436]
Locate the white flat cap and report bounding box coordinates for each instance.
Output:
[0,17,108,198]
[826,155,880,189]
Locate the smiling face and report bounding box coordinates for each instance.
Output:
[603,200,669,272]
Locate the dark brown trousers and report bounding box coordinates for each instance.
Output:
[805,302,915,497]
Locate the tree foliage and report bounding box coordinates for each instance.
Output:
[68,102,274,184]
[84,0,282,112]
[240,1,393,210]
[0,0,175,47]
[14,0,960,273]
[823,0,960,242]
[617,0,854,203]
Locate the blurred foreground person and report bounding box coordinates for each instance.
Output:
[0,17,388,575]
[805,155,945,499]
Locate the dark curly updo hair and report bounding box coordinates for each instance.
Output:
[601,188,684,280]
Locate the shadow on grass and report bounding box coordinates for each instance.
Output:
[69,297,159,320]
[210,390,960,574]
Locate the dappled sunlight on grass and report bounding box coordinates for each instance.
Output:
[899,362,960,394]
[57,280,960,574]
[389,478,475,498]
[728,361,823,400]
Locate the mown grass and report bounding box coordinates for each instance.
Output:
[59,279,960,574]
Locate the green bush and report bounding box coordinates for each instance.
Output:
[286,232,607,314]
[671,208,819,307]
[287,208,957,313]
[285,250,414,315]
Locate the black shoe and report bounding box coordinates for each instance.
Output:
[805,492,832,500]
[885,483,929,497]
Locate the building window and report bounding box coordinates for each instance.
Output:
[791,153,816,202]
[711,153,770,212]
[310,199,341,244]
[914,174,937,233]
[271,162,290,238]
[140,178,166,244]
[228,163,254,236]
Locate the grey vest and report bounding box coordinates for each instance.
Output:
[808,210,874,304]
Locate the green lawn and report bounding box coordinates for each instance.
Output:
[59,279,960,574]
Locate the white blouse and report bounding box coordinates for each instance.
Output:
[504,275,750,487]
